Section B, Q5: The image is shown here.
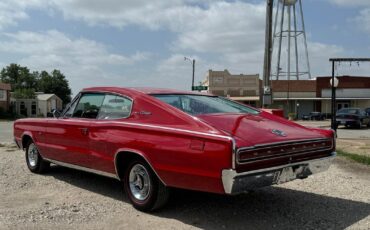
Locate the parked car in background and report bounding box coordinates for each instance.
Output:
[14,87,336,211]
[336,108,370,128]
[302,112,325,121]
[365,108,370,115]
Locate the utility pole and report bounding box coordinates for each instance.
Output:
[262,0,274,106]
[184,57,195,90]
[192,59,195,90]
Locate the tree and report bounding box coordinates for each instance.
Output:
[13,88,36,99]
[1,64,72,105]
[37,70,72,104]
[0,64,37,90]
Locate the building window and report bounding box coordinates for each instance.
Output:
[20,101,27,116]
[31,101,37,115]
[0,90,5,101]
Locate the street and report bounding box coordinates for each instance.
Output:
[0,121,13,143]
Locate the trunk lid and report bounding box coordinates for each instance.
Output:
[197,111,327,146]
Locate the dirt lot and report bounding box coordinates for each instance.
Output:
[0,143,369,230]
[337,139,370,157]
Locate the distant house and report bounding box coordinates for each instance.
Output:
[12,93,63,117]
[37,94,63,117]
[0,83,11,112]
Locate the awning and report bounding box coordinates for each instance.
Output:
[274,97,370,101]
[229,96,260,101]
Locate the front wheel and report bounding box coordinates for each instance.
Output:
[124,159,169,212]
[25,140,50,174]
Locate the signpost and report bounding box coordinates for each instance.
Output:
[192,86,208,91]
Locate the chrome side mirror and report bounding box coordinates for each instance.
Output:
[52,109,61,118]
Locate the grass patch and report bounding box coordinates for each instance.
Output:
[0,143,5,148]
[337,149,370,166]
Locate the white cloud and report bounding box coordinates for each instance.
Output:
[353,8,370,34]
[0,0,50,29]
[328,0,370,7]
[0,30,151,93]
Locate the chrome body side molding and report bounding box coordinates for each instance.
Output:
[44,158,120,180]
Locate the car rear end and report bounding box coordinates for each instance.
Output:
[336,109,361,127]
[222,135,335,194]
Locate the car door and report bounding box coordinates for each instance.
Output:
[88,93,133,173]
[44,93,105,168]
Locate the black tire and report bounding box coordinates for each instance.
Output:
[358,120,363,129]
[124,159,169,212]
[25,140,50,174]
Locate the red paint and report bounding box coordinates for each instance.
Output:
[14,87,334,194]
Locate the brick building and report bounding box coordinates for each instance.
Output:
[205,69,261,107]
[203,70,370,118]
[317,76,370,114]
[271,80,318,117]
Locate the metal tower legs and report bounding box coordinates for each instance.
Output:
[272,0,311,80]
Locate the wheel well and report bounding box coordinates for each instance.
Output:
[22,135,32,150]
[115,151,147,180]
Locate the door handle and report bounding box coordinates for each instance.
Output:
[79,128,89,136]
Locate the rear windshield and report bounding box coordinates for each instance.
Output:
[152,94,259,116]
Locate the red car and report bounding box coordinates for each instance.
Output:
[14,87,336,211]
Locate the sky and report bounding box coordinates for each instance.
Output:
[0,0,369,95]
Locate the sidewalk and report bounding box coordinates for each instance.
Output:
[295,120,331,128]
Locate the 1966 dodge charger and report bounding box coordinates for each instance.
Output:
[14,87,336,211]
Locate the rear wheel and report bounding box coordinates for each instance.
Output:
[124,159,169,212]
[25,140,50,174]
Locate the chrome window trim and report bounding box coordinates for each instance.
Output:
[62,93,81,118]
[44,158,120,180]
[96,93,134,120]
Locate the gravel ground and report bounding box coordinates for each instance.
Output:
[0,144,369,230]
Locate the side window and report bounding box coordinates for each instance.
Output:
[97,94,132,120]
[72,93,105,119]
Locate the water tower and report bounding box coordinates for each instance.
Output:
[272,0,311,80]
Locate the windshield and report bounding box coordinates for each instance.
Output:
[337,108,359,114]
[152,94,259,115]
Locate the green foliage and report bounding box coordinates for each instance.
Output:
[337,149,370,166]
[0,64,37,90]
[36,70,72,104]
[13,88,36,99]
[0,63,72,105]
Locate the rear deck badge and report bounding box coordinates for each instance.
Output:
[271,129,287,137]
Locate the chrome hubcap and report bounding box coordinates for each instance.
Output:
[129,164,151,201]
[28,143,38,167]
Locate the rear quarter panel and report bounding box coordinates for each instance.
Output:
[90,120,233,194]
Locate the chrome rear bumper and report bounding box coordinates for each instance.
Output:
[222,152,336,194]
